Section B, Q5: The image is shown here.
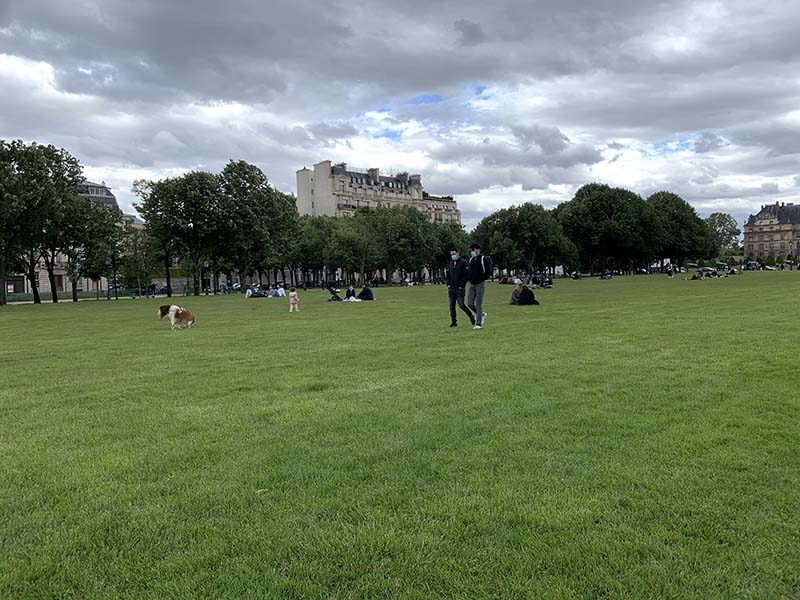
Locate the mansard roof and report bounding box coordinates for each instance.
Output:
[746,202,800,225]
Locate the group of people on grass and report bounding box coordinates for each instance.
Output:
[447,244,541,329]
[326,284,375,302]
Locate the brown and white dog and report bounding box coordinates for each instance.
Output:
[158,304,196,329]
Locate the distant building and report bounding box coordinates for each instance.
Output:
[296,160,461,224]
[82,180,119,209]
[743,202,800,259]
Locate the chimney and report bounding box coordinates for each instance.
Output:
[397,172,409,184]
[368,167,380,183]
[409,174,422,186]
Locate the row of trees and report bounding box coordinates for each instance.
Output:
[133,161,297,297]
[134,161,475,295]
[3,138,745,306]
[0,139,151,306]
[472,184,740,275]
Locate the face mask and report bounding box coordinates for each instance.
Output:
[470,251,477,257]
[451,255,458,262]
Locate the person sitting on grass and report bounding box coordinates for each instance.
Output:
[345,285,356,299]
[518,284,539,305]
[357,284,375,301]
[509,279,540,305]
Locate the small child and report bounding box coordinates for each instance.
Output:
[289,287,299,312]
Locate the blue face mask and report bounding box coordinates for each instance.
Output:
[470,251,477,257]
[451,255,458,262]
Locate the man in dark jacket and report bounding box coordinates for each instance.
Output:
[446,249,475,328]
[467,243,493,329]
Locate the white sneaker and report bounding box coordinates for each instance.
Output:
[473,324,482,330]
[481,312,487,325]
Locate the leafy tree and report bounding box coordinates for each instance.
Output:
[120,226,159,294]
[33,145,86,303]
[329,208,383,284]
[558,184,657,273]
[62,195,106,302]
[472,208,522,272]
[171,171,222,296]
[646,191,717,266]
[292,215,337,285]
[0,140,51,305]
[133,178,182,297]
[217,160,275,290]
[705,212,741,250]
[78,201,122,300]
[376,205,437,277]
[259,191,300,285]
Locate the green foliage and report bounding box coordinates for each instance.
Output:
[558,183,662,272]
[329,209,383,282]
[0,140,86,304]
[646,191,718,264]
[474,203,574,273]
[0,140,53,304]
[765,255,776,266]
[706,212,742,249]
[119,226,160,290]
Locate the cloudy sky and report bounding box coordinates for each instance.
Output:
[2,0,799,229]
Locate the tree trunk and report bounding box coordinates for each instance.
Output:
[42,252,58,303]
[164,251,172,298]
[0,256,7,306]
[27,251,41,304]
[71,277,79,302]
[192,256,200,296]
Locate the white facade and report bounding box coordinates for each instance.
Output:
[295,160,460,223]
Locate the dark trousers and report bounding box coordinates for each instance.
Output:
[448,287,475,325]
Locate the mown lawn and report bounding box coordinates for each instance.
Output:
[1,273,799,599]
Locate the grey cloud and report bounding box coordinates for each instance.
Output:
[454,19,487,46]
[512,124,570,154]
[2,0,800,225]
[694,132,727,153]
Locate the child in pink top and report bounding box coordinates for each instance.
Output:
[289,287,299,312]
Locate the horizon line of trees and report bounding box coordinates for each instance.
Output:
[2,138,746,306]
[472,184,742,276]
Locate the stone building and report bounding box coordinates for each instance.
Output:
[296,160,461,224]
[743,202,800,259]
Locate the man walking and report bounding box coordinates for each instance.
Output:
[446,248,475,328]
[467,243,493,329]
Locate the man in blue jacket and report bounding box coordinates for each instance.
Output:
[467,243,492,329]
[446,248,475,328]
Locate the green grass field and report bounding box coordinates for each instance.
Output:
[1,273,799,599]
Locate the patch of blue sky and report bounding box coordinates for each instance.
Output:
[373,129,402,141]
[653,134,694,154]
[406,93,447,105]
